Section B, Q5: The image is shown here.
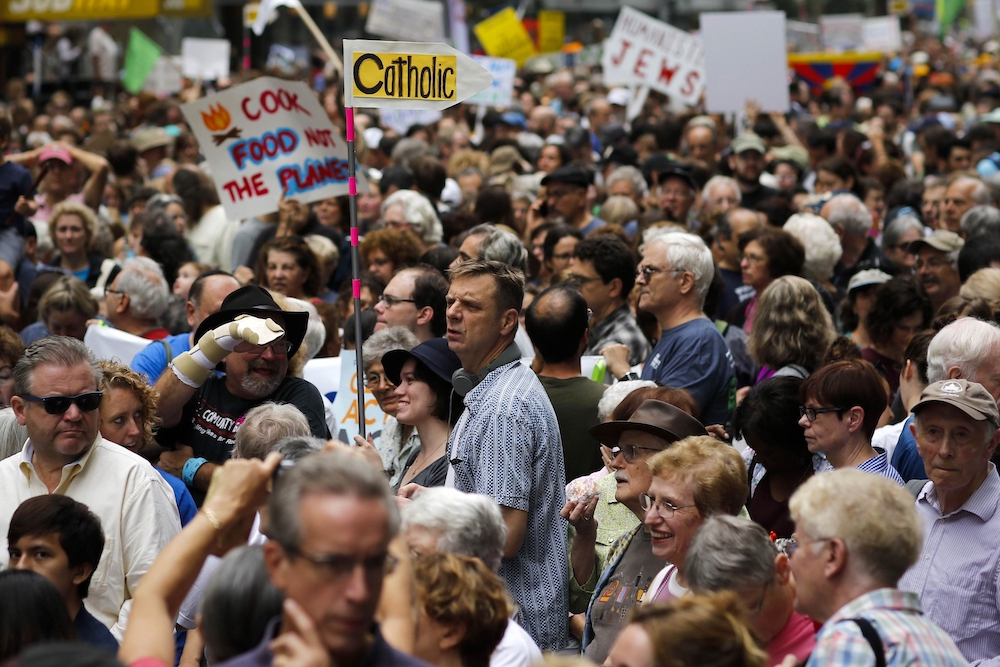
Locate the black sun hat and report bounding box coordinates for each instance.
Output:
[192,285,308,357]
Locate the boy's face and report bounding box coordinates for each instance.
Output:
[8,532,91,605]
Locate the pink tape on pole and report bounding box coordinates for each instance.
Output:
[345,108,355,142]
[349,177,357,196]
[351,228,359,246]
[352,279,361,299]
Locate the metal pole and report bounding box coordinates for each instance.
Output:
[345,106,366,438]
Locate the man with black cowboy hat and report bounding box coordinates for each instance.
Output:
[153,285,329,501]
[642,155,698,226]
[561,398,707,662]
[540,164,606,237]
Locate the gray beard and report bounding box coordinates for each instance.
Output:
[239,370,283,398]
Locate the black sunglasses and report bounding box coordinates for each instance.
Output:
[22,391,103,415]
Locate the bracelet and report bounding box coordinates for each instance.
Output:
[201,508,222,531]
[182,457,208,487]
[618,371,641,382]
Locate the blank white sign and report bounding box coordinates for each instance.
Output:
[181,38,231,81]
[701,11,789,114]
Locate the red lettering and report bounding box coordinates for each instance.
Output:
[611,40,631,67]
[241,96,260,121]
[633,49,652,79]
[658,60,679,86]
[222,174,267,202]
[681,71,700,98]
[280,89,310,115]
[231,142,248,170]
[277,129,298,152]
[250,173,268,196]
[304,128,335,147]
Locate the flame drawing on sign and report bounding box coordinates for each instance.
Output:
[201,103,242,145]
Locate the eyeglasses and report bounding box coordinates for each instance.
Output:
[742,253,767,264]
[365,372,392,389]
[546,188,581,200]
[656,188,692,199]
[378,294,416,308]
[245,340,293,357]
[611,443,663,462]
[567,273,602,285]
[916,257,948,270]
[775,534,832,558]
[638,492,697,518]
[283,544,397,583]
[635,266,684,281]
[798,405,844,421]
[22,391,103,415]
[104,287,125,298]
[551,252,575,261]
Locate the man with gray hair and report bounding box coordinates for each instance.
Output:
[899,379,1000,665]
[402,487,542,667]
[451,224,528,273]
[891,318,1000,479]
[959,205,1000,240]
[881,214,924,272]
[0,336,180,639]
[231,402,311,460]
[606,166,649,210]
[701,175,742,220]
[823,194,893,292]
[942,175,992,233]
[910,231,964,311]
[686,515,815,666]
[633,232,736,425]
[104,257,170,339]
[213,450,423,667]
[789,468,968,667]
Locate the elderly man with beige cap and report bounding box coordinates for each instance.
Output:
[908,230,964,311]
[899,378,1000,665]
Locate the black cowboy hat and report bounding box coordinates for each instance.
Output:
[193,285,308,357]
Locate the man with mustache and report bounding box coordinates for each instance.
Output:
[909,231,964,312]
[153,286,329,504]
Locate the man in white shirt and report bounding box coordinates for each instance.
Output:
[0,336,181,640]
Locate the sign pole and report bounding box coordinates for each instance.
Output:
[345,106,366,437]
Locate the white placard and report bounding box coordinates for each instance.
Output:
[84,325,151,366]
[467,56,516,107]
[378,108,444,134]
[329,350,388,444]
[820,13,864,51]
[701,11,789,114]
[786,20,822,52]
[974,0,995,39]
[181,77,354,221]
[600,7,705,106]
[365,0,446,42]
[181,38,231,80]
[862,16,901,52]
[144,56,183,96]
[448,0,469,53]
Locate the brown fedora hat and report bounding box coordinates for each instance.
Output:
[590,399,707,446]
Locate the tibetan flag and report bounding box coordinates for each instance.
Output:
[788,52,883,95]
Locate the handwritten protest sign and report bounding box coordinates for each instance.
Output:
[181,77,353,221]
[329,350,387,444]
[467,56,516,107]
[601,7,705,106]
[473,7,537,67]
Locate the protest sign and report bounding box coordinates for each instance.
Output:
[303,356,340,401]
[329,350,387,444]
[601,6,705,106]
[538,10,566,54]
[181,38,231,80]
[378,108,444,134]
[786,20,822,52]
[0,0,157,20]
[820,13,864,51]
[702,11,789,114]
[861,16,901,52]
[144,56,184,96]
[181,77,353,221]
[84,325,151,366]
[343,39,493,110]
[467,56,517,107]
[365,0,446,42]
[473,7,537,67]
[974,0,995,39]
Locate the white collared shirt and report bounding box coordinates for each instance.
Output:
[0,437,181,639]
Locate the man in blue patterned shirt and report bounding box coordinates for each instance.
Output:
[442,259,569,651]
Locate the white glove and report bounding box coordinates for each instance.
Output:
[172,315,285,387]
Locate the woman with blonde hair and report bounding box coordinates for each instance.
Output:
[412,553,512,667]
[960,267,1000,305]
[608,593,767,667]
[47,200,104,287]
[28,275,99,342]
[748,276,835,383]
[599,196,641,229]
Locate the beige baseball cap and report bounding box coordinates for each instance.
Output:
[912,379,1000,428]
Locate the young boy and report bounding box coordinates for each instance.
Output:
[7,495,118,650]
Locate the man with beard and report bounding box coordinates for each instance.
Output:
[910,231,964,312]
[728,134,779,210]
[153,286,329,503]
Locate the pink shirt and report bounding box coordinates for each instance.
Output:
[766,610,817,667]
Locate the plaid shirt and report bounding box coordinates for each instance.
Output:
[584,304,651,368]
[806,589,969,667]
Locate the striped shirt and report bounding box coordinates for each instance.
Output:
[446,361,568,651]
[856,451,905,485]
[806,588,969,667]
[899,467,1000,666]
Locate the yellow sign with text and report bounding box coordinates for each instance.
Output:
[0,0,158,21]
[538,10,565,54]
[474,7,537,67]
[352,52,458,102]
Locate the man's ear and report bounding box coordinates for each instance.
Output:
[117,293,129,315]
[774,553,791,584]
[263,540,290,592]
[607,277,623,301]
[71,562,95,589]
[947,367,963,380]
[677,271,697,297]
[438,621,467,652]
[824,537,848,579]
[11,396,27,426]
[186,300,197,328]
[415,306,433,327]
[499,308,519,337]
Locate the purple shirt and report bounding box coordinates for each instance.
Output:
[899,465,1000,666]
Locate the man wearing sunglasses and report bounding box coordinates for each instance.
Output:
[153,286,329,504]
[0,336,181,640]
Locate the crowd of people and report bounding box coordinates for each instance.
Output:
[5,22,1000,667]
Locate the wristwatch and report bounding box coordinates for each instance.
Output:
[618,371,641,382]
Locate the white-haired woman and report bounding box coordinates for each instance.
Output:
[381,189,443,249]
[783,212,842,299]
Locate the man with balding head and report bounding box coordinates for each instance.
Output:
[942,176,992,233]
[685,122,717,165]
[528,106,558,140]
[373,265,448,342]
[525,283,606,482]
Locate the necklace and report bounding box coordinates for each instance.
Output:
[402,436,448,484]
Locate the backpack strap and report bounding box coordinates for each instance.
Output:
[851,618,886,667]
[158,338,173,366]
